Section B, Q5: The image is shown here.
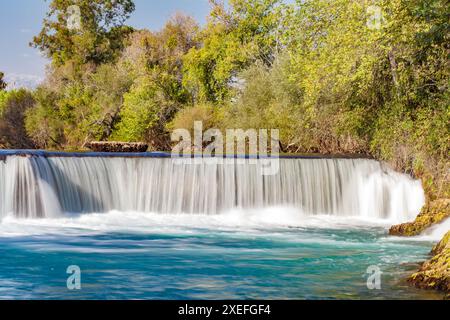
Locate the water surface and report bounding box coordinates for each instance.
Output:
[0,210,442,300]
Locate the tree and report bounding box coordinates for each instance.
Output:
[31,0,135,67]
[0,89,35,149]
[27,0,136,149]
[0,72,9,117]
[0,72,6,90]
[82,63,134,143]
[220,56,304,152]
[20,0,449,200]
[112,78,159,143]
[183,0,285,103]
[281,0,448,196]
[25,87,65,149]
[112,14,200,149]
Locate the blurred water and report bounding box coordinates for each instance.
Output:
[0,210,442,300]
[0,155,425,221]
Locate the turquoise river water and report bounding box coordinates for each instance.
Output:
[0,209,444,300]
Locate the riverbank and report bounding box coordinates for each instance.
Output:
[408,231,450,299]
[389,199,450,236]
[389,199,449,298]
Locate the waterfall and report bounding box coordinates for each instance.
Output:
[420,217,450,240]
[0,153,425,221]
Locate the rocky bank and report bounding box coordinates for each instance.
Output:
[389,199,450,236]
[408,230,450,298]
[388,197,449,298]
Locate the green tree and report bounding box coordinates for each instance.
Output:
[0,89,35,149]
[220,56,303,151]
[282,0,448,196]
[183,0,285,102]
[25,87,65,149]
[0,73,10,116]
[32,0,135,67]
[21,0,449,200]
[0,72,7,90]
[113,14,200,149]
[112,78,159,142]
[27,0,137,149]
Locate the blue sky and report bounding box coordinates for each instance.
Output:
[0,0,211,83]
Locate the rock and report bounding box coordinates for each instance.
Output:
[85,141,148,153]
[407,231,450,294]
[389,199,450,297]
[432,231,450,255]
[389,199,450,236]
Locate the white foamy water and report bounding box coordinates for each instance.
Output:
[0,155,424,223]
[0,207,391,239]
[417,217,450,241]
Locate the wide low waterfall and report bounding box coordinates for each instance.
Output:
[0,152,425,221]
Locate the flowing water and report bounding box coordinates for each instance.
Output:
[0,153,425,220]
[0,151,446,299]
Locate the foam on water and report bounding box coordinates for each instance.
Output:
[0,206,443,300]
[0,206,406,240]
[416,217,450,241]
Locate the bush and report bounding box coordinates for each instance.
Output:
[168,103,218,134]
[0,89,35,149]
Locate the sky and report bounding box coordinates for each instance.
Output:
[0,0,211,87]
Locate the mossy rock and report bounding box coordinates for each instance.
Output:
[432,231,450,255]
[389,199,450,236]
[407,232,450,294]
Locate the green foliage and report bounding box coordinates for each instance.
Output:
[8,0,449,197]
[111,14,200,148]
[25,88,64,149]
[169,103,218,135]
[219,56,303,150]
[183,0,285,102]
[0,71,7,90]
[0,90,11,117]
[112,78,159,141]
[282,0,448,195]
[0,89,35,149]
[32,0,135,67]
